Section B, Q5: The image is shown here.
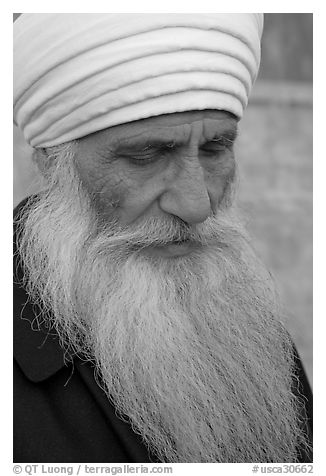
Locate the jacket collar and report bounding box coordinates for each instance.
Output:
[13,197,66,382]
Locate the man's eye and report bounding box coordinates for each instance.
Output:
[128,155,157,165]
[126,144,174,166]
[200,139,233,155]
[129,149,159,165]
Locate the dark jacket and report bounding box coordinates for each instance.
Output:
[13,199,313,463]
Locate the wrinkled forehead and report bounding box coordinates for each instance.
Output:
[77,110,239,153]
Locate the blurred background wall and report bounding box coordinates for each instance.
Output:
[13,14,313,384]
[237,14,313,384]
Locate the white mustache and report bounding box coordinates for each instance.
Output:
[96,212,243,252]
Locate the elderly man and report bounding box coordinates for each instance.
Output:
[13,14,312,463]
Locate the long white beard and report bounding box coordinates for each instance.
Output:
[17,145,310,462]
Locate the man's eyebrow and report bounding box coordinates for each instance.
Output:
[100,122,239,155]
[209,125,238,143]
[96,135,154,158]
[108,132,186,154]
[114,138,175,152]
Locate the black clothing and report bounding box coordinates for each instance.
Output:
[13,198,313,463]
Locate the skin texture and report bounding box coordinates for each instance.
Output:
[75,110,238,257]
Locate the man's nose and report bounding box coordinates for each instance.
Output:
[159,157,212,225]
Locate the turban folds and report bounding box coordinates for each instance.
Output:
[14,13,263,148]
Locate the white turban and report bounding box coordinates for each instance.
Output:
[14,13,263,148]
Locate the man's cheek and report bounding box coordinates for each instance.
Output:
[216,156,236,186]
[89,174,128,219]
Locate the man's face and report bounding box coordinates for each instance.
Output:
[18,109,308,462]
[74,110,237,258]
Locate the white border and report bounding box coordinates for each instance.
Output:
[5,5,322,473]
